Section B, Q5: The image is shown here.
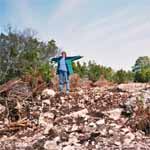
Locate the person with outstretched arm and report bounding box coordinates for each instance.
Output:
[50,51,83,93]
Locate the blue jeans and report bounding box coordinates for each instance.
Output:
[59,70,70,93]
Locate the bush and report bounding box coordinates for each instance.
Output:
[0,26,58,84]
[88,61,101,82]
[36,63,53,83]
[134,68,150,83]
[133,56,150,72]
[113,70,134,84]
[99,66,114,82]
[73,61,88,78]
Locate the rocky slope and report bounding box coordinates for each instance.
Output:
[0,81,150,150]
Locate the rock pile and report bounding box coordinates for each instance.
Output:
[0,81,150,149]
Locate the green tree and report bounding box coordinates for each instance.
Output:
[134,68,150,83]
[113,69,134,84]
[99,66,114,81]
[87,61,101,82]
[133,56,150,72]
[0,26,58,84]
[73,61,88,78]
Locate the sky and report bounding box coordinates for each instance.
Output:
[0,0,150,70]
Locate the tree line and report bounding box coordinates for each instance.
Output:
[73,56,150,83]
[0,26,150,84]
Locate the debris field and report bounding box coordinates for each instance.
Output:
[0,79,150,150]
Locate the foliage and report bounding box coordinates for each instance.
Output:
[73,56,150,84]
[113,70,134,84]
[134,67,150,83]
[132,56,150,83]
[87,61,101,82]
[73,61,134,83]
[133,56,150,72]
[73,61,88,78]
[0,25,149,84]
[99,66,114,81]
[0,26,58,84]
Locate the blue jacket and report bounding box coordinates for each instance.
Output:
[51,56,83,75]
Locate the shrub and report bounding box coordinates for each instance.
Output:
[113,70,134,84]
[133,56,150,72]
[88,61,101,82]
[99,66,114,82]
[134,68,150,83]
[73,61,88,78]
[0,26,58,84]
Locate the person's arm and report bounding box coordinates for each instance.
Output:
[67,55,83,61]
[49,56,60,62]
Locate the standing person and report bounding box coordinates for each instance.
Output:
[51,51,83,93]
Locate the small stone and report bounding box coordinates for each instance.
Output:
[54,136,61,143]
[68,109,88,118]
[39,112,54,134]
[71,124,79,131]
[4,118,9,125]
[43,123,53,135]
[106,108,123,120]
[36,95,41,101]
[78,89,84,95]
[91,141,95,145]
[68,135,79,144]
[95,95,100,99]
[135,131,144,140]
[96,119,105,125]
[44,141,58,150]
[121,128,130,134]
[108,129,114,135]
[42,88,56,98]
[124,132,135,145]
[89,122,97,128]
[63,145,75,150]
[42,99,50,105]
[110,123,121,130]
[114,141,121,146]
[0,104,5,114]
[60,96,65,101]
[100,128,107,136]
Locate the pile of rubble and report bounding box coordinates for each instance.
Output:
[0,79,150,150]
